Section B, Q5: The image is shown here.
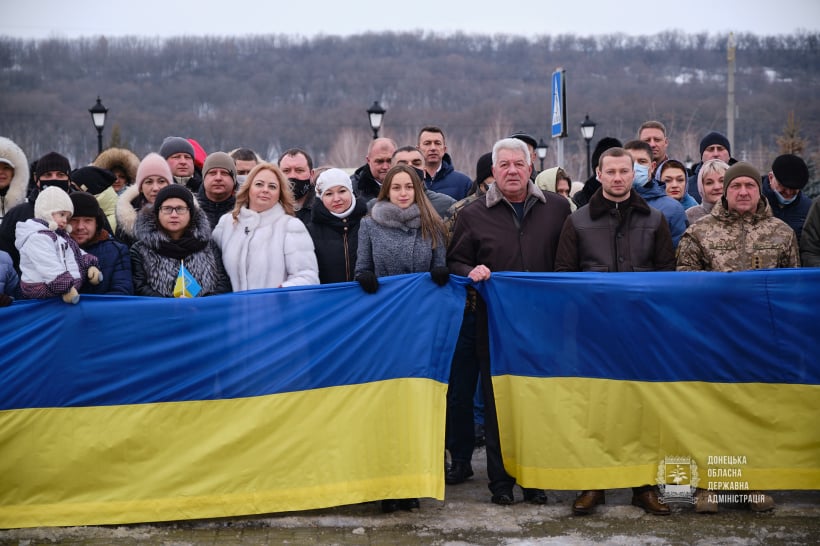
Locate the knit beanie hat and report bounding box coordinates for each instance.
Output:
[723,162,761,194]
[136,153,174,191]
[475,152,494,186]
[35,152,71,179]
[71,166,115,195]
[202,151,236,180]
[315,168,353,197]
[159,136,195,160]
[34,186,73,230]
[69,191,106,234]
[771,154,809,190]
[187,138,207,170]
[699,131,732,156]
[153,184,195,216]
[592,137,622,170]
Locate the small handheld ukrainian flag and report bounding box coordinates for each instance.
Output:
[173,260,202,298]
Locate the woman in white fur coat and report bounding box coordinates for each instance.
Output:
[212,162,318,291]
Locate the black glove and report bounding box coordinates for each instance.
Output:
[0,293,12,307]
[356,271,379,294]
[430,266,450,287]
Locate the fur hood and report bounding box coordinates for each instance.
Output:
[93,147,140,183]
[134,195,212,251]
[0,137,30,217]
[115,183,145,238]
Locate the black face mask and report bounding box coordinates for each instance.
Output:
[288,178,312,200]
[39,179,71,193]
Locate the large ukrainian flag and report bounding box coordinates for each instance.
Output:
[478,269,820,491]
[0,274,466,529]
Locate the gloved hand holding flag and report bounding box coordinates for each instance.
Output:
[173,260,202,298]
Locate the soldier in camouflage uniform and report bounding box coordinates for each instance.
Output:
[676,161,799,272]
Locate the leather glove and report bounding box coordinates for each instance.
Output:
[62,287,80,305]
[356,271,379,294]
[430,266,450,287]
[0,293,12,307]
[87,266,103,285]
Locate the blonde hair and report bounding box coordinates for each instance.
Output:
[232,162,295,221]
[377,165,447,249]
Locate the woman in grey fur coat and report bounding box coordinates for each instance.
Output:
[130,184,230,297]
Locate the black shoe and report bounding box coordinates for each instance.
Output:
[446,461,474,485]
[399,498,420,511]
[474,423,486,448]
[491,491,514,505]
[522,488,547,505]
[380,499,400,513]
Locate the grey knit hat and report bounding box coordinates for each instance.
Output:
[159,137,195,159]
[202,152,235,180]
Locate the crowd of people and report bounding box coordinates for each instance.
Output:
[0,121,817,515]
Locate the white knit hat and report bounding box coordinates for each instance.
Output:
[315,168,353,197]
[34,186,74,230]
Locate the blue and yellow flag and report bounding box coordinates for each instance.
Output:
[173,260,201,298]
[0,274,467,529]
[477,269,820,492]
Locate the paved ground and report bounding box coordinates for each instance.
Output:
[2,447,818,545]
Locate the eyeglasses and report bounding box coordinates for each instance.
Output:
[159,206,190,215]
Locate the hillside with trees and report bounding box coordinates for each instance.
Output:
[0,30,817,189]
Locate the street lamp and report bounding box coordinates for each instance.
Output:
[366,100,386,140]
[535,138,549,172]
[89,96,108,156]
[580,114,597,179]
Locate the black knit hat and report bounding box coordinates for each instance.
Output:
[475,152,494,185]
[35,152,71,179]
[153,184,195,215]
[699,131,731,156]
[70,191,106,233]
[592,137,622,170]
[771,154,809,190]
[71,166,115,195]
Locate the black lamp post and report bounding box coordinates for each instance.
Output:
[580,114,597,179]
[535,138,549,171]
[366,100,386,140]
[89,96,108,156]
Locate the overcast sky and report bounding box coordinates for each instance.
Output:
[3,0,818,39]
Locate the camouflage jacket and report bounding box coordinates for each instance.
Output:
[676,198,800,272]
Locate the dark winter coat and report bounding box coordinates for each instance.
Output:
[555,188,676,272]
[423,158,473,201]
[447,181,571,278]
[351,164,381,204]
[80,230,133,295]
[762,176,812,241]
[130,203,230,297]
[308,198,368,284]
[196,184,235,231]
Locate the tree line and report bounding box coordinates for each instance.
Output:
[0,30,817,186]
